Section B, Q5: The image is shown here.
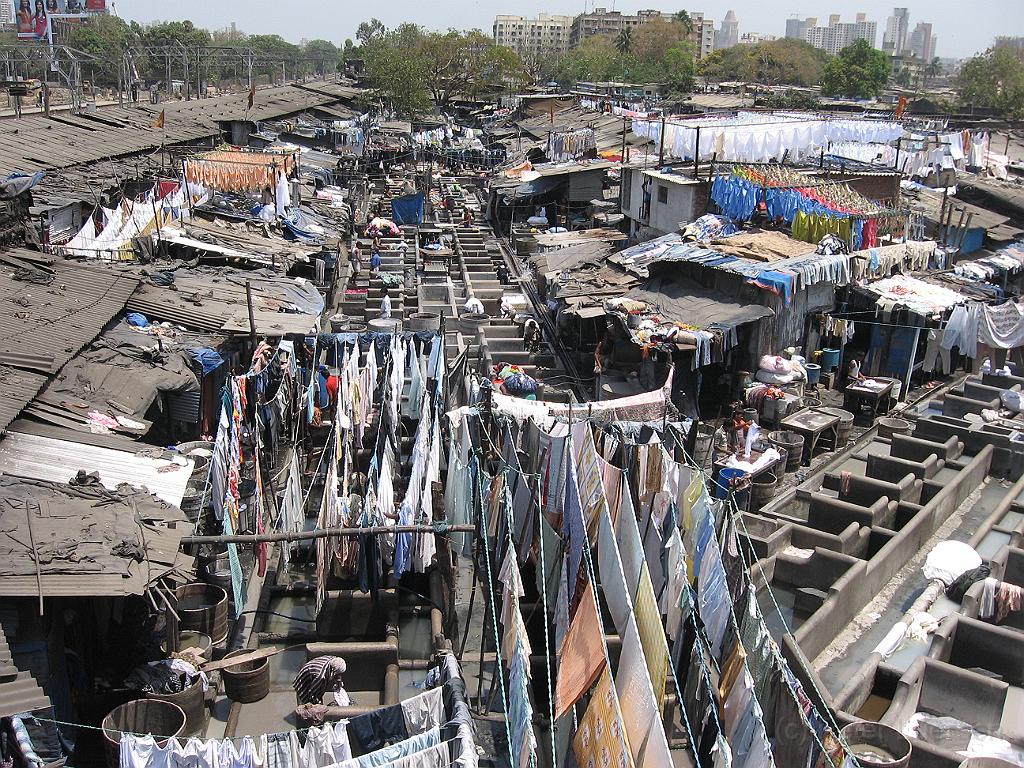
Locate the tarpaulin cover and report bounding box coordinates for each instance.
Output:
[0,172,44,200]
[189,347,226,376]
[391,193,425,225]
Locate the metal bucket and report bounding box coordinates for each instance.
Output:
[840,722,911,768]
[749,472,778,512]
[768,430,805,473]
[407,312,441,332]
[458,312,490,336]
[145,677,205,736]
[368,317,401,334]
[818,407,855,447]
[221,649,270,703]
[102,700,185,768]
[198,545,233,592]
[174,583,229,645]
[878,417,912,439]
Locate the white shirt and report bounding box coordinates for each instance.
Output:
[464,297,484,314]
[381,294,392,318]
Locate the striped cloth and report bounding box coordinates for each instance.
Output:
[293,656,348,705]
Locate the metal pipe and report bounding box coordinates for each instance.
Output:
[180,524,475,546]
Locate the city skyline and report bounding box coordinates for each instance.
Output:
[116,0,1020,59]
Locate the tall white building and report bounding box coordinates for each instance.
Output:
[687,11,716,59]
[805,13,878,55]
[493,13,574,62]
[1,0,14,26]
[882,7,909,54]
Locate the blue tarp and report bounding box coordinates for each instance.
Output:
[189,347,225,376]
[391,193,425,225]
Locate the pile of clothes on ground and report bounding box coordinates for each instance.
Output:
[492,363,537,398]
[364,217,401,237]
[754,354,807,385]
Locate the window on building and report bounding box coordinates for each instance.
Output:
[657,185,668,204]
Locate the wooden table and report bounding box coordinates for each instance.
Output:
[843,378,895,423]
[779,408,841,465]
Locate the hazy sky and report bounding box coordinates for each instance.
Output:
[115,0,1022,59]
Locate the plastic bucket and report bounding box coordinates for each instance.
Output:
[820,348,841,371]
[805,363,822,386]
[840,722,911,768]
[716,467,749,510]
[103,700,185,768]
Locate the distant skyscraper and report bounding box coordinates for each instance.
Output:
[715,10,739,50]
[909,22,935,60]
[882,7,909,54]
[804,13,878,55]
[494,13,574,61]
[786,17,815,41]
[0,0,14,25]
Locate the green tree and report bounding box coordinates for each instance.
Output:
[957,44,1024,117]
[894,67,912,88]
[673,10,693,36]
[697,38,828,86]
[821,38,889,98]
[923,56,942,86]
[356,18,385,45]
[304,39,340,77]
[67,14,140,85]
[615,27,633,54]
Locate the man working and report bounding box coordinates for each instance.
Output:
[370,249,381,275]
[380,291,393,319]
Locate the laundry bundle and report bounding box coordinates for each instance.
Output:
[754,355,806,385]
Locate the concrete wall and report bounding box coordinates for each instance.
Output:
[795,446,993,659]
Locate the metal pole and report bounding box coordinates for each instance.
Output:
[894,136,901,171]
[245,280,258,349]
[180,523,476,546]
[180,160,194,218]
[903,326,921,402]
[693,126,700,178]
[657,115,666,167]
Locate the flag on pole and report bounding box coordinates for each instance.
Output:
[151,109,165,129]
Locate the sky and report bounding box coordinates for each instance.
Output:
[115,0,1023,59]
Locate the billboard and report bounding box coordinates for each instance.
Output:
[15,0,106,41]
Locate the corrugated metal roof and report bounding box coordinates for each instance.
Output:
[0,250,140,374]
[0,431,196,507]
[0,476,194,598]
[0,624,50,718]
[0,367,49,435]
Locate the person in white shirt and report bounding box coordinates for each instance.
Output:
[463,296,485,315]
[380,291,392,319]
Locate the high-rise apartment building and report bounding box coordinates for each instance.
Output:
[909,22,935,61]
[785,17,817,41]
[804,13,878,55]
[1,0,14,26]
[568,8,646,47]
[882,7,909,54]
[493,13,574,61]
[687,11,716,59]
[715,10,739,50]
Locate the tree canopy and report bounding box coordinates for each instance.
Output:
[820,39,889,98]
[359,23,526,116]
[546,19,696,93]
[957,44,1024,117]
[696,38,829,87]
